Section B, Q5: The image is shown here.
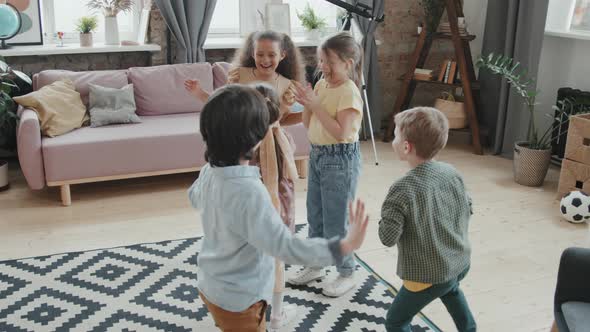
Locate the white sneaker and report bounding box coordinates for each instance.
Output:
[269,304,297,330]
[287,267,325,285]
[322,275,356,297]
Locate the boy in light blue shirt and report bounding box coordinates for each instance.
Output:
[189,84,369,332]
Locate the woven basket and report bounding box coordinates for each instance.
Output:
[513,142,552,187]
[434,98,468,129]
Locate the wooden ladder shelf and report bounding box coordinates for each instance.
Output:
[384,0,483,155]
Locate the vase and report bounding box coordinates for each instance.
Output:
[79,33,93,47]
[0,160,8,191]
[513,142,552,187]
[304,29,321,41]
[104,16,119,45]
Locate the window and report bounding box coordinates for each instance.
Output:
[571,0,590,31]
[40,0,143,44]
[283,0,338,34]
[208,0,240,35]
[208,0,339,38]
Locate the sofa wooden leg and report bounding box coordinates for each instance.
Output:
[296,159,308,179]
[61,184,71,206]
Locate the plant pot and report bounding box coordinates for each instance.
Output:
[0,160,8,191]
[513,142,552,187]
[79,33,93,47]
[104,16,119,45]
[304,29,321,41]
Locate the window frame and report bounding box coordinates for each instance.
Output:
[207,0,339,39]
[40,0,144,44]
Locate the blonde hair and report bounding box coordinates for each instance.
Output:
[394,107,449,160]
[232,30,305,82]
[320,32,364,88]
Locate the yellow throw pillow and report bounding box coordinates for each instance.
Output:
[13,79,87,137]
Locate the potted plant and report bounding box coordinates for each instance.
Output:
[75,16,98,47]
[87,0,134,45]
[0,56,32,190]
[297,3,327,40]
[476,53,578,187]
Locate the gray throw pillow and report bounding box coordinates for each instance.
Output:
[88,83,141,127]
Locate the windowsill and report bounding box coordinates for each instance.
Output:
[0,43,161,57]
[204,36,321,50]
[545,29,590,41]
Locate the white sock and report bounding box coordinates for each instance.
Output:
[271,292,284,319]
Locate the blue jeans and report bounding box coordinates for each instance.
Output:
[385,268,476,332]
[307,142,361,277]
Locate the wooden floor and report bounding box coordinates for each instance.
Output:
[1,141,589,331]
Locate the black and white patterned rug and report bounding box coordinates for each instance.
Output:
[0,225,441,332]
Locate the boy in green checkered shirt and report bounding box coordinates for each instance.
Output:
[380,107,476,332]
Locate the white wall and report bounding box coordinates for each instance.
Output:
[464,0,489,63]
[536,35,590,128]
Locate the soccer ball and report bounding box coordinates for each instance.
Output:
[560,191,590,224]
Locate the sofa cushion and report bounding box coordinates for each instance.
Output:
[129,63,213,116]
[34,69,128,106]
[13,79,87,137]
[88,83,141,127]
[562,301,590,332]
[212,62,232,90]
[42,113,205,183]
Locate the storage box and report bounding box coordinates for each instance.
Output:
[564,114,590,165]
[557,158,590,199]
[434,98,468,129]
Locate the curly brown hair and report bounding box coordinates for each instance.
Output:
[232,30,305,82]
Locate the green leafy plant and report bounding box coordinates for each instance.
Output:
[297,3,327,31]
[476,53,583,150]
[87,0,134,17]
[0,56,32,151]
[75,16,98,34]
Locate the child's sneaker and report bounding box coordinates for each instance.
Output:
[287,267,325,285]
[322,275,356,297]
[269,304,297,330]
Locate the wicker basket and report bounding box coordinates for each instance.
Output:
[434,97,468,129]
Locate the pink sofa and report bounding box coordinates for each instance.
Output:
[17,63,310,206]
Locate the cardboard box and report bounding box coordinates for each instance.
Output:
[564,114,590,165]
[557,158,590,199]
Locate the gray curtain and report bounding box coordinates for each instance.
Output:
[479,0,549,156]
[345,0,384,138]
[154,0,217,63]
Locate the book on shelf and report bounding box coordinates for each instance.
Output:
[438,60,449,82]
[413,68,433,81]
[443,60,452,83]
[447,61,457,84]
[438,22,468,35]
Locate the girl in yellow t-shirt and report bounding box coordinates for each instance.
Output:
[184,30,304,329]
[289,32,364,298]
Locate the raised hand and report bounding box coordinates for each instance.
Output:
[184,79,209,102]
[340,199,369,255]
[293,81,319,111]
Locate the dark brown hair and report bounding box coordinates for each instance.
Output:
[320,32,364,88]
[200,84,269,167]
[233,30,304,82]
[251,83,280,125]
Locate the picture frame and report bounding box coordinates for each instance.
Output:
[6,0,43,46]
[265,3,291,36]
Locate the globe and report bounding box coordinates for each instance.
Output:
[0,3,21,39]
